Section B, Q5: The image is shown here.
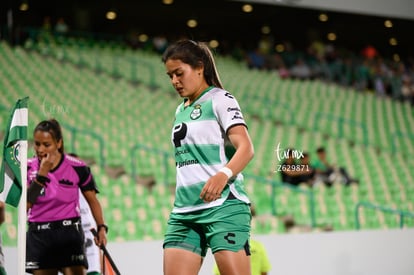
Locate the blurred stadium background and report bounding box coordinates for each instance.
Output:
[0,0,414,260]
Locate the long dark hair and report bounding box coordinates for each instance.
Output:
[34,118,65,153]
[162,39,224,89]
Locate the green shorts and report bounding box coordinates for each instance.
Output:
[163,200,251,257]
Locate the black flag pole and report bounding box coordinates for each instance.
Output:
[90,228,121,275]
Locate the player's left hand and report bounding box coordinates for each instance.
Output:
[95,227,107,247]
[200,173,227,202]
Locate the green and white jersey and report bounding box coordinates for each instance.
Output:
[171,86,250,213]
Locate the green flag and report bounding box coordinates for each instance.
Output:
[0,97,29,207]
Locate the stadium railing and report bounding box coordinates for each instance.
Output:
[130,143,171,185]
[312,112,369,146]
[62,123,106,168]
[23,28,160,90]
[391,131,414,156]
[355,201,414,230]
[241,94,296,125]
[244,174,317,228]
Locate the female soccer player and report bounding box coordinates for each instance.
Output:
[162,39,255,275]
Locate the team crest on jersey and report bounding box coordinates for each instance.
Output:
[190,104,202,120]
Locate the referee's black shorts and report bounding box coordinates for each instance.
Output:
[26,218,88,273]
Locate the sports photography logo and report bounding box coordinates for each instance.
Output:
[274,142,309,172]
[275,142,304,162]
[42,98,70,116]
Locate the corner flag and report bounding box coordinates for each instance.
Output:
[0,97,29,207]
